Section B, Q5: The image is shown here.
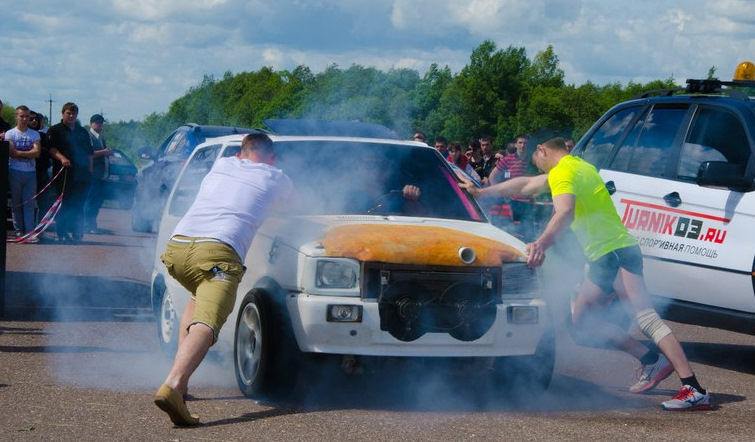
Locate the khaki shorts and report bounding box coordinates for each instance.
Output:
[161,236,246,343]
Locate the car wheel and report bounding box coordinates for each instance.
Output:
[131,205,152,232]
[489,327,555,398]
[234,290,276,398]
[118,194,134,210]
[234,289,307,399]
[157,286,178,356]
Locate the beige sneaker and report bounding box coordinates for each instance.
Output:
[154,384,200,426]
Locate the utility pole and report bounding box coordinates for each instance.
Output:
[46,93,55,123]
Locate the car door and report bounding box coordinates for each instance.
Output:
[584,103,755,314]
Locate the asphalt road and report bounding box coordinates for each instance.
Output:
[1,208,754,441]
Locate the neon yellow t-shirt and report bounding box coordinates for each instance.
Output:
[548,155,636,261]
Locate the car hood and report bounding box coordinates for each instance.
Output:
[258,215,527,266]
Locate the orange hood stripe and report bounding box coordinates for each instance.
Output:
[320,224,523,266]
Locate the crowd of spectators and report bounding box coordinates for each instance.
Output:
[2,99,112,244]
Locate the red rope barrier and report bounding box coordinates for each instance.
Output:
[7,168,67,243]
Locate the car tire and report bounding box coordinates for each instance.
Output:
[131,205,152,232]
[156,285,178,357]
[118,194,134,210]
[489,327,556,398]
[234,289,308,399]
[234,290,272,398]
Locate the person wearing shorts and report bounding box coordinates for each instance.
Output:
[460,134,710,411]
[154,133,292,426]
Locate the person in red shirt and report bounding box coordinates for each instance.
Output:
[489,134,535,240]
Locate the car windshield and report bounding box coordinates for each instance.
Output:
[109,151,133,167]
[274,140,484,221]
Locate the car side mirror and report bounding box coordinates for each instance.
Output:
[696,161,752,192]
[137,146,155,160]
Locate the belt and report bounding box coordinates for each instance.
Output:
[170,236,223,244]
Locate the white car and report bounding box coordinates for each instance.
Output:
[571,68,755,334]
[151,123,555,398]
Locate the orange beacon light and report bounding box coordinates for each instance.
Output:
[734,61,755,81]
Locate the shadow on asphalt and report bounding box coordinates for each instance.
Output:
[2,271,151,322]
[682,341,755,375]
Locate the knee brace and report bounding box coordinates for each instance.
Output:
[636,308,672,345]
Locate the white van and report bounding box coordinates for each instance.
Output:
[571,68,755,334]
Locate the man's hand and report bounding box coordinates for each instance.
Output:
[525,240,546,268]
[457,176,480,197]
[402,185,421,201]
[59,155,71,167]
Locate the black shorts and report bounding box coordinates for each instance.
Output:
[587,245,644,294]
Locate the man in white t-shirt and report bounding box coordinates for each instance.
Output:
[5,105,41,241]
[154,132,292,426]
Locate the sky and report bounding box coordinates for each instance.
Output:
[3,0,755,123]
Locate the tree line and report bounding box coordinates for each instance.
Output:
[98,40,681,160]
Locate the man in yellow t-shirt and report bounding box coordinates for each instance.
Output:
[460,135,710,411]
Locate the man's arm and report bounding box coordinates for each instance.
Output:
[488,164,504,185]
[525,192,575,268]
[47,130,71,167]
[459,174,549,199]
[8,138,40,159]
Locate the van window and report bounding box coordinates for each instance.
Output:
[580,106,641,167]
[677,106,750,181]
[168,145,221,216]
[609,105,688,178]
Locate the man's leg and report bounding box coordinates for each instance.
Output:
[154,299,210,426]
[164,310,213,396]
[70,181,88,240]
[613,269,693,378]
[614,268,710,409]
[9,170,23,234]
[571,277,651,360]
[21,171,37,234]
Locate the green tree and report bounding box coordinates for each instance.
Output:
[440,40,530,145]
[411,63,454,139]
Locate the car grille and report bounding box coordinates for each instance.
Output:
[362,263,501,342]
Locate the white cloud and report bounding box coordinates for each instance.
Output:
[2,0,754,122]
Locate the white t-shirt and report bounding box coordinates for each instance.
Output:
[173,156,293,260]
[5,127,40,172]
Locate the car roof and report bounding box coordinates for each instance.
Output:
[263,118,399,139]
[196,133,431,149]
[183,124,259,139]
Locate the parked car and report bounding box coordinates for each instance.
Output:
[102,149,137,210]
[131,124,255,232]
[570,62,755,335]
[151,121,555,399]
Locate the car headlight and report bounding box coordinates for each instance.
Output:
[316,260,358,289]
